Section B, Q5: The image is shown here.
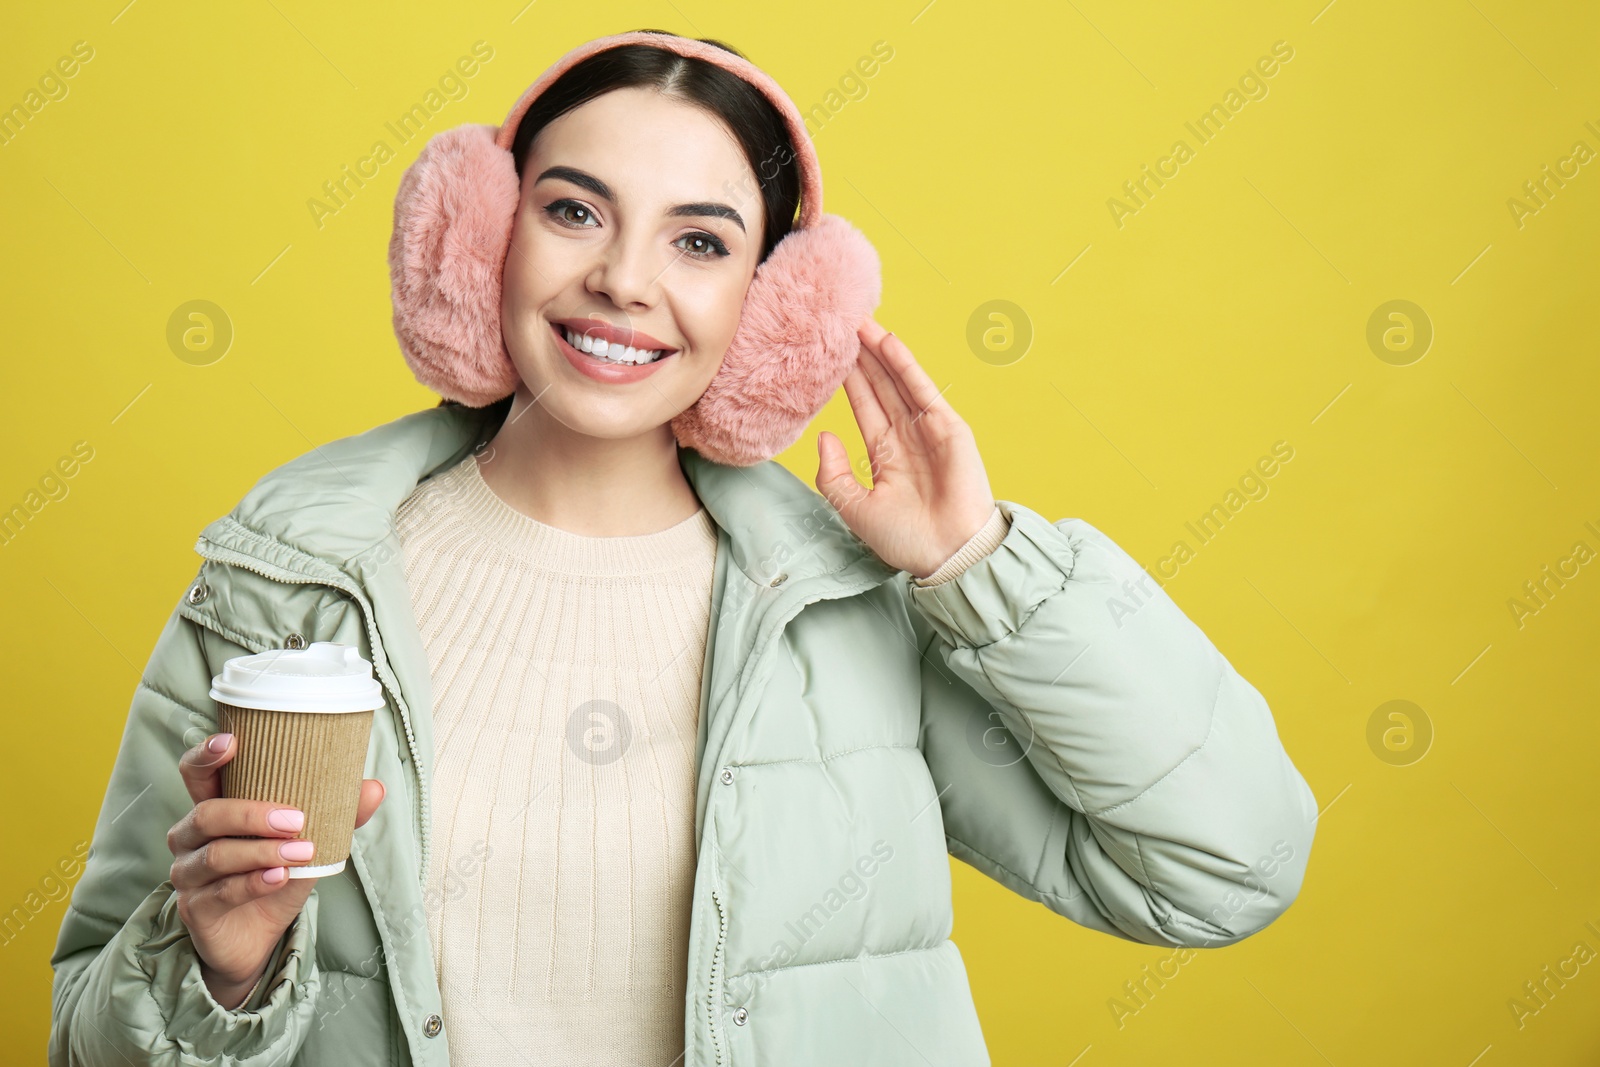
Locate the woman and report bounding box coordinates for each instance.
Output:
[49,29,1318,1067]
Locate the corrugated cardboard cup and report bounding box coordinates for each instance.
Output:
[209,642,385,879]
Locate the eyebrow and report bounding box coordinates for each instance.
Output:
[534,165,746,233]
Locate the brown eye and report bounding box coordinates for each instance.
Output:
[675,231,729,260]
[544,200,597,227]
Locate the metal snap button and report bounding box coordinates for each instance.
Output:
[769,572,787,587]
[186,581,209,605]
[733,1006,748,1025]
[719,767,734,785]
[284,632,307,650]
[423,1013,442,1038]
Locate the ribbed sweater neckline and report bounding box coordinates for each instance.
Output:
[423,455,716,577]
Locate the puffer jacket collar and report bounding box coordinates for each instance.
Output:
[201,399,892,594]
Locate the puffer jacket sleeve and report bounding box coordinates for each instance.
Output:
[906,499,1318,948]
[49,589,323,1066]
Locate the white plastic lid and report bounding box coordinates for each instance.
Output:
[209,641,386,713]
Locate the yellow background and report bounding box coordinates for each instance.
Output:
[4,1,1597,1063]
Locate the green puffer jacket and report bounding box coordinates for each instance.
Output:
[50,397,1317,1066]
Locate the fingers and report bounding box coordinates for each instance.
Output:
[170,834,319,892]
[858,325,952,428]
[856,339,914,426]
[185,865,311,929]
[179,733,235,807]
[856,319,912,409]
[168,797,305,856]
[857,316,890,348]
[169,749,381,896]
[840,361,890,446]
[872,330,946,417]
[353,779,386,830]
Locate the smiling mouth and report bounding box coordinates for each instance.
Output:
[550,321,671,366]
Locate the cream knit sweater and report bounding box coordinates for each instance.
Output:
[392,452,1009,1064]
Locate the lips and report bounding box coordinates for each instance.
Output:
[549,316,677,355]
[549,320,676,383]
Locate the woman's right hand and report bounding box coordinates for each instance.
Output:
[166,732,385,1009]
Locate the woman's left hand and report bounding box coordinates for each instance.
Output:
[815,318,998,580]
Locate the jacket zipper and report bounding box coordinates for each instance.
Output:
[191,539,431,885]
[709,883,729,1066]
[697,574,894,1065]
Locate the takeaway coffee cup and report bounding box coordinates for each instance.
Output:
[208,642,385,879]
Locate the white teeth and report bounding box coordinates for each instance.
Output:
[562,327,665,365]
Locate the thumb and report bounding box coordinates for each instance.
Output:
[814,432,862,517]
[353,778,386,830]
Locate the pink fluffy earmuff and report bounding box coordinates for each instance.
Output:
[387,30,882,467]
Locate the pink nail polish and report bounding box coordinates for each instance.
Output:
[279,840,316,861]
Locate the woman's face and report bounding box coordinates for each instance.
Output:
[499,85,766,441]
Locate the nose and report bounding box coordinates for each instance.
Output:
[585,225,663,311]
